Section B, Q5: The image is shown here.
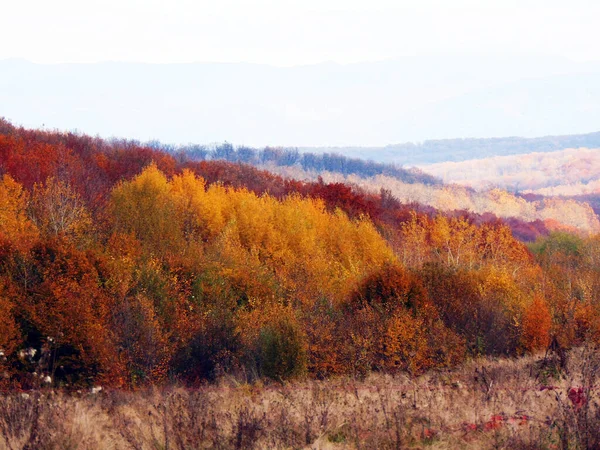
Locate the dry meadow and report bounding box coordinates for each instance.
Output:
[2,346,600,450]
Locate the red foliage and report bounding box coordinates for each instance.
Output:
[484,414,505,431]
[568,387,587,410]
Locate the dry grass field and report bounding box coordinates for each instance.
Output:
[2,346,600,450]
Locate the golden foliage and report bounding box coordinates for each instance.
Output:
[0,175,38,247]
[110,166,395,304]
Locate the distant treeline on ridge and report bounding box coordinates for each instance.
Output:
[148,141,441,185]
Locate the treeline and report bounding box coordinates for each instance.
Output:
[149,141,440,185]
[1,120,599,389]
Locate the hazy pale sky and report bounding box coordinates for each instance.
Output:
[3,0,600,66]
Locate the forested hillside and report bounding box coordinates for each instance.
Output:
[262,164,600,235]
[2,120,600,390]
[154,140,600,235]
[423,147,600,193]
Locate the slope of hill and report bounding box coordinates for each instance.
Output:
[0,120,546,387]
[2,116,597,235]
[421,147,600,193]
[2,120,600,400]
[144,138,600,235]
[262,164,600,234]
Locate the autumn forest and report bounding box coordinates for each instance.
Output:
[1,117,599,396]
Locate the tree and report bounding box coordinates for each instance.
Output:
[0,175,38,248]
[521,296,552,351]
[29,177,91,239]
[110,163,183,254]
[20,242,124,384]
[0,285,20,363]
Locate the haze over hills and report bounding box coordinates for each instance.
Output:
[422,147,600,194]
[303,131,600,166]
[2,54,600,150]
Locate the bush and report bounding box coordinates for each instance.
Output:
[257,316,307,381]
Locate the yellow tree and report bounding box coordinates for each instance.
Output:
[399,212,429,267]
[429,215,479,268]
[0,174,38,247]
[110,164,183,254]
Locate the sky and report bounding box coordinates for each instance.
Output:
[3,0,600,147]
[3,0,600,66]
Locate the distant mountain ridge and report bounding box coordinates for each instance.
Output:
[302,131,600,166]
